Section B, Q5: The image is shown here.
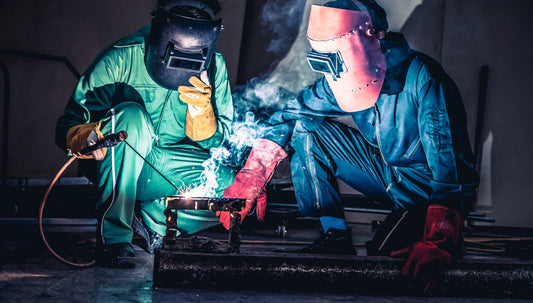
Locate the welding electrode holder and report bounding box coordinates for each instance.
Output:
[39,131,128,268]
[80,130,128,155]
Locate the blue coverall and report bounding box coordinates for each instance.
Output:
[264,33,479,223]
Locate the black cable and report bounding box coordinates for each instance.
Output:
[39,134,186,267]
[123,140,184,192]
[38,156,96,268]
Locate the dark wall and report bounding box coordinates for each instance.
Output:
[0,0,245,179]
[236,0,304,85]
[440,0,533,227]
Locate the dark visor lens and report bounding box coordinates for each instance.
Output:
[168,57,203,71]
[164,43,206,72]
[306,50,345,80]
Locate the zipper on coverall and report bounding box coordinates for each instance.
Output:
[374,104,401,192]
[306,134,321,211]
[154,90,173,146]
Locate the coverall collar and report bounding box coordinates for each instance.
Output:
[379,32,415,95]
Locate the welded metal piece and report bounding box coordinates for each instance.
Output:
[228,212,241,253]
[165,196,245,212]
[163,196,245,253]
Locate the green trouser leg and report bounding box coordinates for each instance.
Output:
[135,144,236,236]
[96,102,154,245]
[96,102,235,245]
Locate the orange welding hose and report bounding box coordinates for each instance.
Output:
[38,156,96,268]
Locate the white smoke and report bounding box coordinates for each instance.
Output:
[183,0,316,197]
[183,147,231,198]
[261,0,306,55]
[183,112,263,197]
[233,76,296,122]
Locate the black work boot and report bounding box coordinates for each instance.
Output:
[365,208,426,256]
[96,243,136,268]
[132,214,163,254]
[298,227,356,255]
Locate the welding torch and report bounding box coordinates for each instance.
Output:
[80,130,128,155]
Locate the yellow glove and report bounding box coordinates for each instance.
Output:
[178,75,217,141]
[66,121,106,160]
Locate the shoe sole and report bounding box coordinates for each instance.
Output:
[97,256,136,269]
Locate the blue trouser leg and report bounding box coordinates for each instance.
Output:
[290,119,432,218]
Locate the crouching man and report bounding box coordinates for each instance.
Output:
[219,0,479,295]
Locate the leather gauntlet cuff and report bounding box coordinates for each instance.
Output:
[185,108,217,141]
[66,121,105,159]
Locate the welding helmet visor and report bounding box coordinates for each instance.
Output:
[146,6,222,90]
[306,4,386,112]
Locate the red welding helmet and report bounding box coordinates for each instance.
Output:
[306,2,387,112]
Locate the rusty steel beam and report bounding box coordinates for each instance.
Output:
[153,249,533,298]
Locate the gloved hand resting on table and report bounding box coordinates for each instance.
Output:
[391,204,464,295]
[218,139,287,230]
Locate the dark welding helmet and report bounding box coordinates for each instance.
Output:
[146,0,222,90]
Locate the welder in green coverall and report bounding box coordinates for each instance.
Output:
[55,0,235,268]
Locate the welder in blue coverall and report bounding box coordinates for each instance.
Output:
[219,0,479,294]
[55,0,235,268]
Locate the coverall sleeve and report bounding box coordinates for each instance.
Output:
[195,53,233,149]
[416,63,479,212]
[263,77,347,147]
[55,49,121,152]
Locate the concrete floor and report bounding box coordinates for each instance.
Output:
[1,218,532,303]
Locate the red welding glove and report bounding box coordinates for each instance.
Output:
[390,204,463,295]
[218,139,287,230]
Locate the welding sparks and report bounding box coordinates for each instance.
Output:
[183,112,262,198]
[183,147,230,198]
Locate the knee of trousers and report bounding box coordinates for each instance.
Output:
[102,101,154,147]
[289,136,344,218]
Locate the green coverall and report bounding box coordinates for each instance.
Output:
[55,25,235,245]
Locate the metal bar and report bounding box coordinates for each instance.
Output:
[269,202,494,221]
[0,218,97,225]
[0,49,81,79]
[154,249,533,297]
[0,62,9,188]
[474,65,489,173]
[228,212,241,253]
[166,196,245,212]
[269,203,392,214]
[164,197,245,253]
[0,49,81,187]
[164,208,178,239]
